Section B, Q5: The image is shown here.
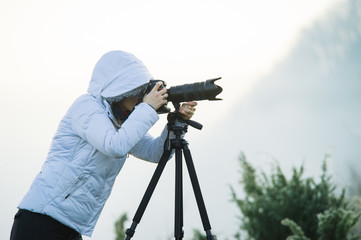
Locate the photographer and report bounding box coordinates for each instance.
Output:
[10,50,197,240]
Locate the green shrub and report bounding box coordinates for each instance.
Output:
[114,213,128,240]
[230,153,360,240]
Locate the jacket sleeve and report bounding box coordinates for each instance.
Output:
[129,125,169,163]
[71,95,159,158]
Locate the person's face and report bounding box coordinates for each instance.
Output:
[118,97,138,112]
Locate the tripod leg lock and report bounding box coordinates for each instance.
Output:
[125,221,138,239]
[125,228,135,238]
[125,228,135,237]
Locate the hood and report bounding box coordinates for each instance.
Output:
[87,50,153,102]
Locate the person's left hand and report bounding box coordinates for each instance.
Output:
[178,101,197,120]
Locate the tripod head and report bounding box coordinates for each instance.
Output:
[167,102,203,131]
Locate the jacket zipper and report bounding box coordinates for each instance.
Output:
[64,176,89,199]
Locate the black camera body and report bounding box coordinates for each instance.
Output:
[145,78,222,114]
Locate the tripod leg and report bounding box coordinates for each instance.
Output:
[182,143,217,240]
[125,149,173,240]
[174,148,184,239]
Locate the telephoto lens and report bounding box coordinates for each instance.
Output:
[167,77,222,103]
[145,77,222,114]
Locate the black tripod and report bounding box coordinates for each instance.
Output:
[125,112,216,240]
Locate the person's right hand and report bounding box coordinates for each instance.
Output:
[143,81,168,110]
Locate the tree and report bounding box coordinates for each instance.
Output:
[114,213,128,240]
[230,153,360,240]
[344,164,361,239]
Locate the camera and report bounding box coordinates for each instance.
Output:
[145,77,222,114]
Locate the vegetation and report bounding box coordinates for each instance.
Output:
[230,153,360,240]
[114,213,128,240]
[191,229,207,240]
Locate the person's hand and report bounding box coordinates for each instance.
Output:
[178,101,197,120]
[143,81,168,110]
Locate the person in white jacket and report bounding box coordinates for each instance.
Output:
[10,50,197,240]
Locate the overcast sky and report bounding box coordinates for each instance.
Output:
[1,0,360,239]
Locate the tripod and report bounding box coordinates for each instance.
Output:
[125,112,216,240]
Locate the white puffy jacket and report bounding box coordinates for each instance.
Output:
[18,51,168,236]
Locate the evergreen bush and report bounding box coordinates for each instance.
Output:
[230,153,360,240]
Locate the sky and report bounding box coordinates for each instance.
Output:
[1,0,359,239]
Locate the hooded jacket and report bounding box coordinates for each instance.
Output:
[18,51,168,236]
